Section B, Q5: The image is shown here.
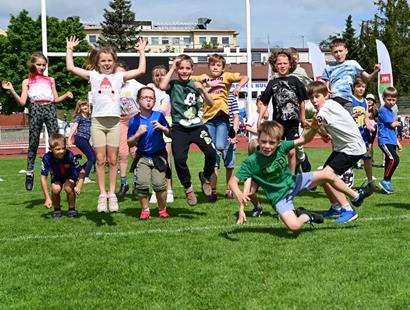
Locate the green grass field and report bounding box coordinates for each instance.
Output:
[0,146,409,309]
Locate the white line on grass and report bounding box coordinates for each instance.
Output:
[1,214,409,243]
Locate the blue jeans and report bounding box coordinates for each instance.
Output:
[74,135,96,177]
[205,116,229,166]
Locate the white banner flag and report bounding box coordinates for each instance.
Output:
[376,39,393,104]
[307,42,326,81]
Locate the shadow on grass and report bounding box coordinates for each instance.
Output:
[220,222,357,241]
[121,206,207,219]
[18,198,44,209]
[80,210,117,226]
[376,202,410,210]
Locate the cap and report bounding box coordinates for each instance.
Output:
[366,94,376,101]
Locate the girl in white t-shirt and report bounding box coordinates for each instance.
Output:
[66,36,147,213]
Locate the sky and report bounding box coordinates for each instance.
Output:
[0,0,390,48]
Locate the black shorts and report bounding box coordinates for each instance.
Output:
[279,120,300,140]
[51,176,77,185]
[323,151,363,175]
[366,126,377,144]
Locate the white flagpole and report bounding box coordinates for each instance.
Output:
[245,0,252,119]
[41,0,50,152]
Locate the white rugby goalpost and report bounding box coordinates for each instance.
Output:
[40,0,254,150]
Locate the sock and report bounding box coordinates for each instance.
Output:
[121,176,127,185]
[331,202,341,211]
[342,203,353,212]
[167,189,173,194]
[257,203,262,209]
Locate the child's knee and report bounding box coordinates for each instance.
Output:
[152,178,166,193]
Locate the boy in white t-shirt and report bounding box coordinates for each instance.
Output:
[307,81,366,223]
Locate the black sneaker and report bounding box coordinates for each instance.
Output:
[351,188,365,207]
[295,207,324,224]
[53,209,62,219]
[362,182,376,198]
[67,209,78,218]
[25,174,34,191]
[116,183,129,199]
[251,205,263,217]
[300,155,312,173]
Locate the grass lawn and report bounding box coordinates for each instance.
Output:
[0,146,409,309]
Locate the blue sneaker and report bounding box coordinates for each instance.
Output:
[53,209,62,219]
[379,180,393,194]
[335,209,358,223]
[322,207,344,218]
[351,188,365,207]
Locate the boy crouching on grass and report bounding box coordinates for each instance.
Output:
[40,133,85,218]
[229,120,365,232]
[127,87,171,220]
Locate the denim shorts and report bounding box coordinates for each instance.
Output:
[275,172,313,214]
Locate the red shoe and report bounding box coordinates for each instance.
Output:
[158,208,170,218]
[139,209,151,220]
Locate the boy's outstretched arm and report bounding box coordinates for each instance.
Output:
[123,37,148,81]
[159,58,179,91]
[229,176,251,224]
[232,75,249,96]
[362,64,381,81]
[40,175,52,209]
[194,82,214,106]
[294,116,319,147]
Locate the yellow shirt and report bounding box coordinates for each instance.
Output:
[192,72,241,123]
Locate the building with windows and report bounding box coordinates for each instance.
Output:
[83,18,238,53]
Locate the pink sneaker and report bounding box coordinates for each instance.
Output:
[158,208,170,218]
[139,209,151,220]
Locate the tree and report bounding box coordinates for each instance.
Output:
[98,0,140,51]
[342,15,360,60]
[374,0,410,95]
[0,12,90,114]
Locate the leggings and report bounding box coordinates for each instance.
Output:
[74,135,96,177]
[27,104,58,171]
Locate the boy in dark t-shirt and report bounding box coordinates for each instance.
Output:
[258,49,308,172]
[159,54,216,206]
[40,133,85,218]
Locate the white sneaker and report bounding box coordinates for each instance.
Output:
[108,194,119,212]
[97,195,108,213]
[166,190,174,203]
[149,192,157,203]
[84,177,95,184]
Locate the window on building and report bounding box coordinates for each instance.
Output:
[222,37,229,45]
[88,35,97,44]
[210,37,218,45]
[151,37,159,45]
[252,52,262,62]
[162,37,170,45]
[172,37,180,45]
[198,56,208,63]
[183,37,192,47]
[199,37,207,45]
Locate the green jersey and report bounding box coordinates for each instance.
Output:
[167,80,203,128]
[235,140,296,206]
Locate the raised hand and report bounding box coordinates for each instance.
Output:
[66,36,80,50]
